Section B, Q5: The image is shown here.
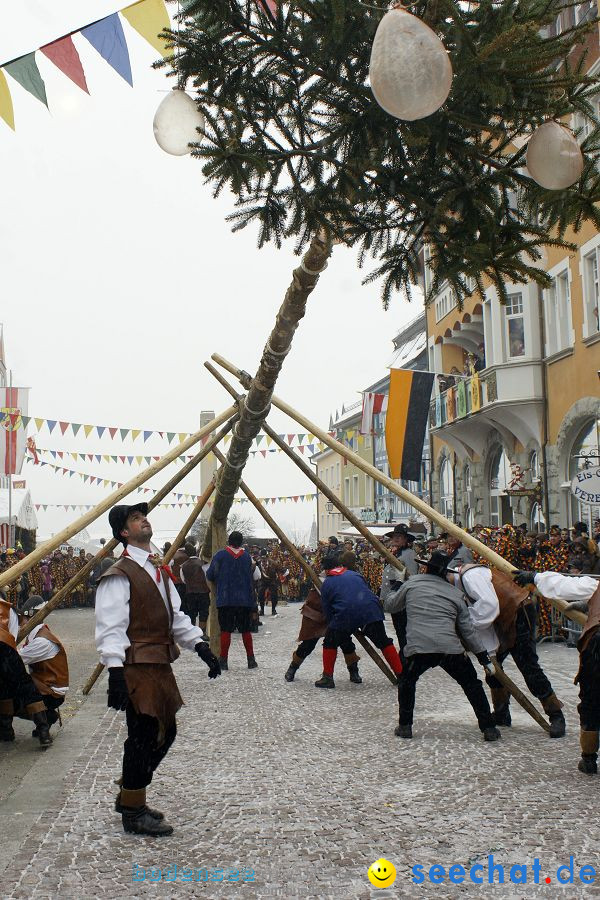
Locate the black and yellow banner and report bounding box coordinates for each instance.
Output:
[385,369,435,482]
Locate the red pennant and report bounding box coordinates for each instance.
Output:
[109,427,118,439]
[261,450,267,457]
[287,434,295,445]
[59,421,70,435]
[40,35,89,93]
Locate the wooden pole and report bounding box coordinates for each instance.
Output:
[491,661,551,734]
[19,415,238,644]
[211,445,397,685]
[211,354,586,627]
[204,361,406,575]
[1,404,237,591]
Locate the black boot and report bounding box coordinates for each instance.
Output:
[32,712,52,748]
[285,652,302,682]
[578,754,598,775]
[115,792,165,820]
[548,711,566,739]
[314,674,335,689]
[394,724,412,738]
[483,726,502,742]
[247,656,258,669]
[347,662,363,684]
[490,687,511,727]
[121,788,173,836]
[218,657,228,671]
[0,715,15,742]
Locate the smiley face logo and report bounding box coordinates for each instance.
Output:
[367,858,397,888]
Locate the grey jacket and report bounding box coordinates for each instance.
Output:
[392,574,486,657]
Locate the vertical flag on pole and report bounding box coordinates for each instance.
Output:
[385,370,434,482]
[0,388,30,475]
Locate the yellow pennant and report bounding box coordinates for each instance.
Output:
[84,424,94,438]
[0,70,14,130]
[131,429,141,442]
[122,0,171,56]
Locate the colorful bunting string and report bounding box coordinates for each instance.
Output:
[1,0,170,130]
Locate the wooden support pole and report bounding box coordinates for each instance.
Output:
[163,477,218,566]
[491,660,551,734]
[1,404,237,591]
[204,362,405,575]
[211,353,586,628]
[19,414,238,644]
[211,445,397,685]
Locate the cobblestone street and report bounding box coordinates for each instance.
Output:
[0,605,598,899]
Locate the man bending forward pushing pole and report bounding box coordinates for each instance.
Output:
[95,503,221,837]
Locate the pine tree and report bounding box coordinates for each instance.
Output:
[158,0,600,607]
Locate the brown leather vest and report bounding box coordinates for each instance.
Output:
[98,557,180,665]
[578,583,600,654]
[490,569,532,652]
[181,557,209,594]
[27,624,69,698]
[0,599,16,649]
[171,549,189,583]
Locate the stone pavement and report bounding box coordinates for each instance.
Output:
[0,605,598,899]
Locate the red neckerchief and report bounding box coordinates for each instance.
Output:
[123,547,175,583]
[226,546,245,559]
[326,567,347,576]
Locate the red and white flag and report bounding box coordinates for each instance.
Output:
[360,392,386,434]
[0,387,30,475]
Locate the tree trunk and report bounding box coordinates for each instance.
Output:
[201,230,332,559]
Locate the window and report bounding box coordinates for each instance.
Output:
[364,434,372,449]
[323,468,328,487]
[544,267,573,356]
[530,502,546,532]
[353,475,359,506]
[344,478,350,505]
[569,417,600,530]
[440,458,454,521]
[582,248,600,337]
[464,463,472,492]
[336,462,340,487]
[530,450,541,482]
[505,292,525,358]
[489,447,512,527]
[576,0,596,24]
[435,287,458,323]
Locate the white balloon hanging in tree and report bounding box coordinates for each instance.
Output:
[526,121,583,190]
[369,7,453,121]
[153,89,205,156]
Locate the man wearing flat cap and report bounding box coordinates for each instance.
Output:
[95,502,221,837]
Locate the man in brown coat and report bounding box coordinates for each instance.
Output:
[95,503,221,837]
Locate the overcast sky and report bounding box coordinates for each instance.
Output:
[2,14,421,544]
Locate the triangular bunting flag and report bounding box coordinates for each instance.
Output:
[4,54,48,107]
[72,423,82,436]
[34,418,44,431]
[298,446,305,455]
[81,14,133,86]
[0,69,15,130]
[97,426,106,438]
[266,436,272,447]
[21,415,30,429]
[120,428,129,441]
[256,435,264,445]
[109,427,118,439]
[143,431,152,442]
[287,435,295,445]
[47,420,57,433]
[178,433,187,444]
[40,34,89,94]
[84,425,94,438]
[131,429,141,442]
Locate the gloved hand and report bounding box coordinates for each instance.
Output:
[475,651,495,675]
[513,570,536,587]
[107,667,129,710]
[390,580,403,590]
[195,642,222,679]
[565,600,589,614]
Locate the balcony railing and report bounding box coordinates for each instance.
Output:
[429,374,484,428]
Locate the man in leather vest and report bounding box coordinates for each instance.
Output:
[180,548,211,630]
[18,604,69,738]
[0,590,53,747]
[96,503,221,837]
[515,568,600,773]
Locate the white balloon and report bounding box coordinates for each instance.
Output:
[526,121,583,190]
[153,90,205,156]
[369,9,453,121]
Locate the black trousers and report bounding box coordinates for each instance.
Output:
[323,620,393,651]
[398,652,494,731]
[184,591,210,626]
[259,583,278,616]
[392,609,407,663]
[0,643,44,712]
[486,605,553,701]
[14,694,64,726]
[296,635,357,660]
[122,704,177,791]
[578,633,600,732]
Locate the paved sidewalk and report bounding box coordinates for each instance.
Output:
[0,605,597,899]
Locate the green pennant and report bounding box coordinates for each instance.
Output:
[120,428,129,441]
[72,423,82,436]
[167,432,175,444]
[5,54,48,107]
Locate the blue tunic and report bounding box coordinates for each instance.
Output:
[320,569,384,632]
[206,548,254,608]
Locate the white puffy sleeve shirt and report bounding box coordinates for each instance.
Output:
[95,545,205,669]
[534,572,598,603]
[452,566,500,653]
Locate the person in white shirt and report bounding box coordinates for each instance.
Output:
[453,564,566,738]
[0,592,53,747]
[95,502,222,837]
[19,606,69,737]
[515,568,600,773]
